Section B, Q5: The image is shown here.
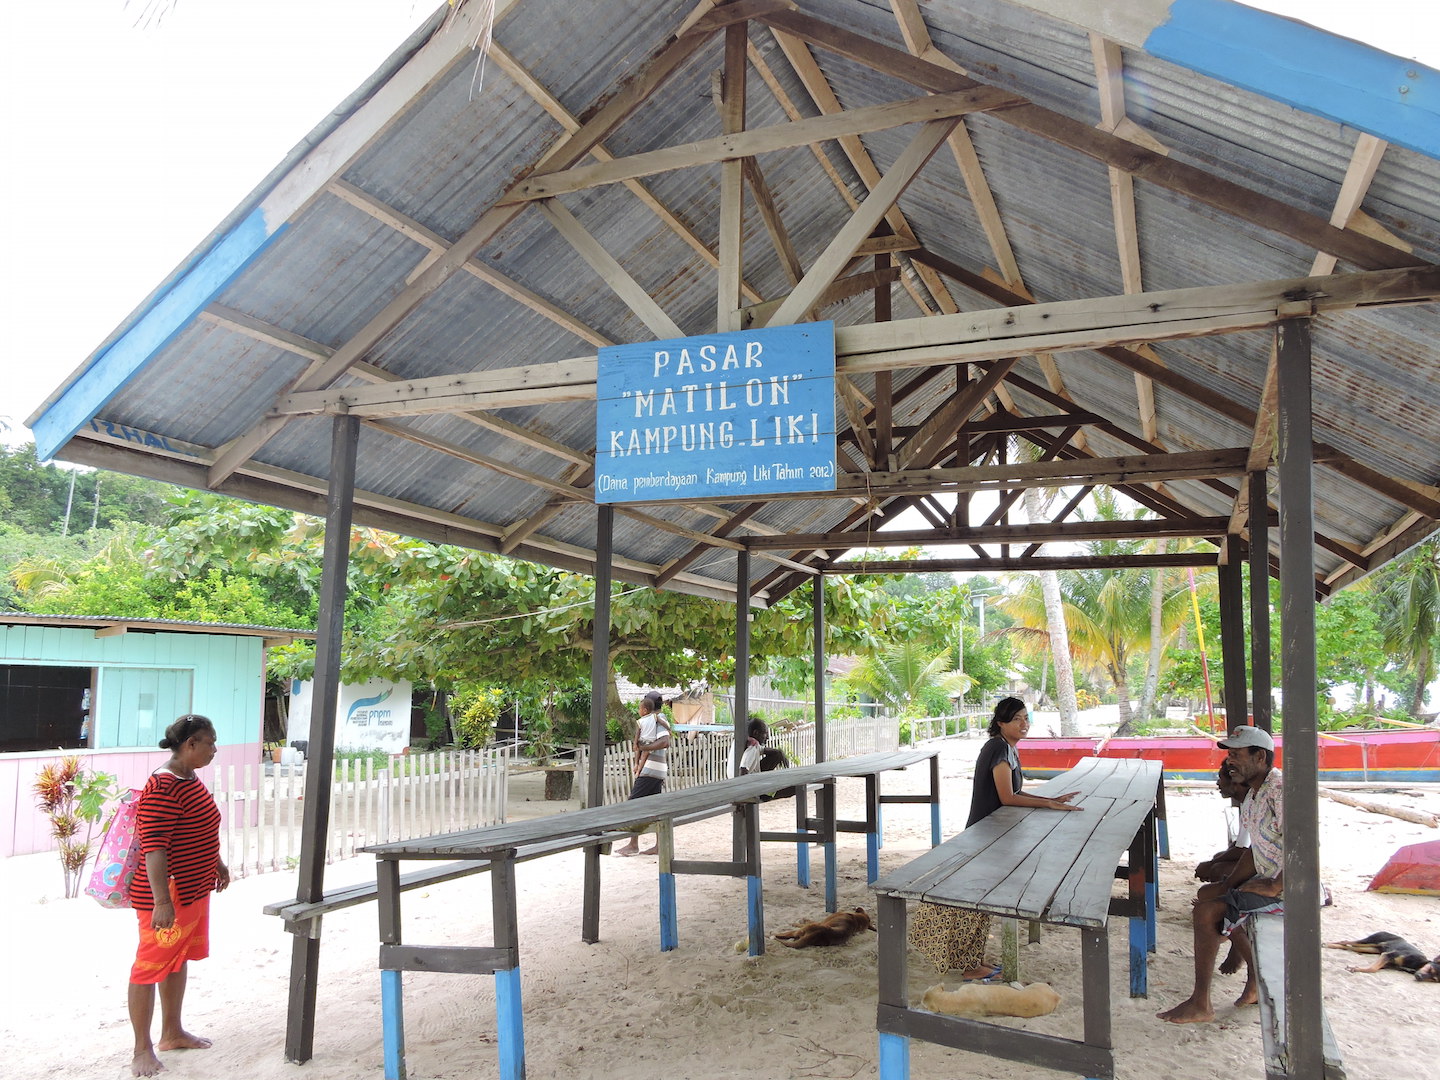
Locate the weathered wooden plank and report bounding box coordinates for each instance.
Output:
[379,944,511,975]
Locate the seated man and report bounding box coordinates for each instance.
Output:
[1194,763,1250,883]
[1158,725,1282,1024]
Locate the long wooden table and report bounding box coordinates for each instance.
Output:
[870,757,1161,1080]
[362,748,939,1080]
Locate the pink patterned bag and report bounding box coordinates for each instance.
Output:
[85,789,143,909]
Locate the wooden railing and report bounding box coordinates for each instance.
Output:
[207,747,510,878]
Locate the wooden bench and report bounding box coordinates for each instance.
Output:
[1247,913,1347,1079]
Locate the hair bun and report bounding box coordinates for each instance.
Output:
[158,737,174,750]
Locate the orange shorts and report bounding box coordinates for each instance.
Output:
[130,880,210,984]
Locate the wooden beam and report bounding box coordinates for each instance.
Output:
[745,516,1234,551]
[499,88,1017,204]
[717,23,748,332]
[741,267,900,327]
[768,118,961,326]
[890,0,1025,288]
[535,199,685,339]
[757,9,1422,272]
[207,15,724,485]
[486,40,765,304]
[834,552,1218,573]
[900,359,1018,468]
[1310,133,1389,277]
[327,179,614,349]
[766,27,955,315]
[741,158,804,286]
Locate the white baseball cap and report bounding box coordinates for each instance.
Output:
[1217,725,1275,752]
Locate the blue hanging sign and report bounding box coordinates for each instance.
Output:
[595,322,837,504]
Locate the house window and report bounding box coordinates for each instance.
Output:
[0,664,95,753]
[95,667,194,749]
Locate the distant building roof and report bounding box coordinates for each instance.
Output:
[0,612,313,646]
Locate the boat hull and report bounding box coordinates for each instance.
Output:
[1020,728,1440,783]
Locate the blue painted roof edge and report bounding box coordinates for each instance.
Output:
[27,6,448,461]
[1145,0,1438,159]
[31,212,287,460]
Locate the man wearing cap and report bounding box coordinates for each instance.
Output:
[1158,724,1282,1024]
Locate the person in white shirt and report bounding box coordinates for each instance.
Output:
[613,691,671,856]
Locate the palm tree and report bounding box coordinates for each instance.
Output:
[1022,484,1080,734]
[1373,538,1440,717]
[837,640,971,716]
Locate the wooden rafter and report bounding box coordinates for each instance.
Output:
[757,9,1419,271]
[206,11,731,486]
[745,515,1234,550]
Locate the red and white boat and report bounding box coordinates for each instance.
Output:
[1020,727,1440,783]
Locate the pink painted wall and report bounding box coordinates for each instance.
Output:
[2,743,258,858]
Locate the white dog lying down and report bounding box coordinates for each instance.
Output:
[921,981,1061,1018]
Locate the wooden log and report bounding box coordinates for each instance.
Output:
[1318,786,1437,827]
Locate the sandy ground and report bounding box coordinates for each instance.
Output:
[3,725,1437,1080]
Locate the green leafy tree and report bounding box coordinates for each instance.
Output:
[1370,539,1440,716]
[836,640,971,716]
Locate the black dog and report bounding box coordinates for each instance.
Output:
[1326,931,1436,979]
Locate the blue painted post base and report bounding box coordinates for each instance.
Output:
[866,832,880,885]
[495,966,525,1080]
[747,875,764,956]
[1128,916,1148,997]
[878,1031,910,1079]
[930,802,941,848]
[797,842,811,889]
[1146,879,1158,953]
[659,871,678,951]
[824,842,837,912]
[381,969,405,1080]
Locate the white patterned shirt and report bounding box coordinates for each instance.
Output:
[1240,768,1283,881]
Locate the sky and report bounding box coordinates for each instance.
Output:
[0,0,1436,453]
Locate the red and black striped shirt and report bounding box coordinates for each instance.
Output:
[129,770,222,911]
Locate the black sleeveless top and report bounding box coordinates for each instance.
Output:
[967,736,1023,827]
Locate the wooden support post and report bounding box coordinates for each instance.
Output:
[865,773,880,883]
[876,893,911,1080]
[1001,919,1021,982]
[741,801,765,955]
[929,753,941,847]
[583,505,614,944]
[1249,469,1274,730]
[657,818,678,951]
[795,783,811,887]
[1127,823,1148,996]
[734,548,752,862]
[286,414,357,1064]
[821,780,838,912]
[378,859,405,1080]
[813,572,827,763]
[492,857,524,1080]
[1219,534,1249,726]
[1276,317,1324,1080]
[717,22,747,332]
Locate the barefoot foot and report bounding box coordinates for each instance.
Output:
[1235,982,1258,1007]
[156,1032,212,1051]
[131,1050,165,1077]
[1218,946,1243,975]
[1157,999,1215,1024]
[638,847,658,856]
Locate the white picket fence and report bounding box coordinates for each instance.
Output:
[902,712,990,744]
[207,747,510,878]
[574,715,900,807]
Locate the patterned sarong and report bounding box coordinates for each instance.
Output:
[130,880,210,984]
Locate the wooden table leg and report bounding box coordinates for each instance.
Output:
[656,819,678,951]
[876,893,911,1080]
[491,857,525,1080]
[1127,825,1149,997]
[866,774,880,883]
[378,859,405,1080]
[1080,927,1114,1080]
[740,801,765,956]
[795,783,812,888]
[929,753,942,847]
[819,780,838,912]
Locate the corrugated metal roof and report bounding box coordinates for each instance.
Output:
[28,0,1440,601]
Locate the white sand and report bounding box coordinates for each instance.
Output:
[3,736,1436,1080]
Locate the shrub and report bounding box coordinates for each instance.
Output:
[451,685,506,749]
[32,757,117,898]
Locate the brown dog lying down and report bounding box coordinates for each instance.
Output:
[1326,931,1439,980]
[921,981,1061,1018]
[773,907,875,948]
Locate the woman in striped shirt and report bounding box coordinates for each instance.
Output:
[127,715,230,1077]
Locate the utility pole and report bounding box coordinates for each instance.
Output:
[61,470,76,536]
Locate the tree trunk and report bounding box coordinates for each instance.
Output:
[1112,673,1136,735]
[1026,487,1079,735]
[1140,563,1165,721]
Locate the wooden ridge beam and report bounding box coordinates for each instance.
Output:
[834,552,1219,574]
[744,515,1236,551]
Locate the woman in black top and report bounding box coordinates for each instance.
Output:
[910,697,1082,980]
